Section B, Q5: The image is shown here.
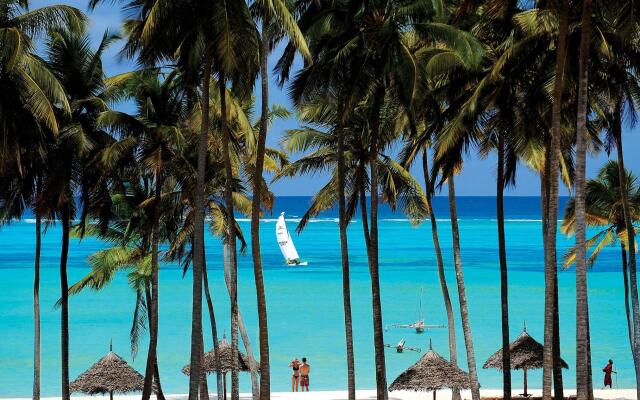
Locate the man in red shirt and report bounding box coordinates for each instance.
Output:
[602,359,616,388]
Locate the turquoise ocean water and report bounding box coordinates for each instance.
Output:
[0,196,633,396]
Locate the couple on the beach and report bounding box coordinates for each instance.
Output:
[289,357,310,392]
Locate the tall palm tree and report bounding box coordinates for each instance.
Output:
[288,2,481,395]
[96,68,191,399]
[574,1,595,398]
[247,2,309,396]
[189,6,259,399]
[400,140,459,400]
[528,2,570,398]
[0,157,46,398]
[167,85,279,400]
[41,25,114,400]
[589,11,640,391]
[287,56,366,397]
[447,173,481,400]
[0,4,82,397]
[279,98,428,399]
[561,161,640,396]
[95,2,260,398]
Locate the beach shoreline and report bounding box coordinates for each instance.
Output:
[2,389,637,400]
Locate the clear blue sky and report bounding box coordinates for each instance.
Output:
[40,0,640,196]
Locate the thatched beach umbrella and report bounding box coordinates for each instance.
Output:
[389,340,471,400]
[70,343,145,400]
[483,324,569,396]
[182,335,251,399]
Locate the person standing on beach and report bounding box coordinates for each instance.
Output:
[300,357,311,392]
[602,359,616,388]
[289,358,301,391]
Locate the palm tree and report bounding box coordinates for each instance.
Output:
[447,173,481,400]
[288,1,482,395]
[589,10,640,391]
[95,3,260,398]
[96,68,191,399]
[174,5,259,398]
[400,139,460,400]
[561,160,640,394]
[574,1,595,398]
[277,95,428,231]
[166,87,285,399]
[0,157,46,399]
[41,25,114,400]
[287,51,364,397]
[0,4,82,397]
[279,96,428,398]
[247,3,309,396]
[543,2,569,397]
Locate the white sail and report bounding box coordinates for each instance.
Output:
[276,212,302,265]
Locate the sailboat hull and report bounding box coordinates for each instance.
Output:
[286,261,308,267]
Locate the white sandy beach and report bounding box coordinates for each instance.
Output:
[4,389,636,400]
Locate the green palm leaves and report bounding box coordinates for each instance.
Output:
[0,1,84,171]
[562,161,640,268]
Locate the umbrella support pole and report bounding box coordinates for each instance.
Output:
[110,391,113,400]
[223,373,227,400]
[523,368,528,397]
[433,390,437,400]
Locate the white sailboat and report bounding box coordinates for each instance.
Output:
[276,212,307,266]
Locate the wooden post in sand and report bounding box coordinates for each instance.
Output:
[523,367,528,396]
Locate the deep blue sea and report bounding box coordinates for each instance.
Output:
[0,196,633,396]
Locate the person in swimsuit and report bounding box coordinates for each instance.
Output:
[289,358,301,392]
[300,357,311,392]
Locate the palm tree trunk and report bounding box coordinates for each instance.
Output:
[200,330,210,400]
[203,255,224,400]
[552,266,563,400]
[613,101,640,399]
[60,202,71,400]
[33,207,41,400]
[540,152,564,400]
[543,1,568,398]
[421,149,460,400]
[621,245,633,345]
[154,354,166,400]
[219,76,240,400]
[188,54,212,400]
[541,144,564,400]
[575,1,594,398]
[497,131,511,400]
[251,19,270,400]
[359,173,372,258]
[223,244,260,398]
[144,273,166,400]
[337,107,356,400]
[447,176,480,400]
[369,89,388,400]
[143,163,163,400]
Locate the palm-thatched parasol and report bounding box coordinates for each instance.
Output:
[182,335,252,399]
[483,324,569,396]
[389,340,471,400]
[70,343,145,400]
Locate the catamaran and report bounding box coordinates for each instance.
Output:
[385,338,421,353]
[387,287,445,333]
[276,212,307,266]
